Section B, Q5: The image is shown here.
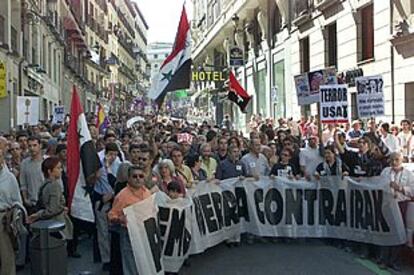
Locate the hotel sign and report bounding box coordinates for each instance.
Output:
[192,70,227,82]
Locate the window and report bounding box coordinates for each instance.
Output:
[359,4,374,61]
[154,54,158,59]
[0,15,5,44]
[270,2,282,46]
[325,22,337,68]
[300,37,310,73]
[11,27,17,52]
[405,82,414,120]
[273,60,286,118]
[154,64,158,69]
[257,68,267,117]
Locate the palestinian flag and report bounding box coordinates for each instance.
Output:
[148,5,191,105]
[67,86,101,222]
[228,71,252,112]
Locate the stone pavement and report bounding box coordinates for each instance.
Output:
[18,238,414,275]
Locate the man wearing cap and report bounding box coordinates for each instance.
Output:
[347,120,364,146]
[299,136,323,180]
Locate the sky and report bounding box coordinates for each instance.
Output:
[133,0,193,44]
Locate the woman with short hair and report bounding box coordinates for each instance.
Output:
[158,159,186,196]
[28,157,73,240]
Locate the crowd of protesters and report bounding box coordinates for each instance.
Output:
[1,111,414,275]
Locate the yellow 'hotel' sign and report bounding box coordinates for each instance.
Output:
[192,71,226,82]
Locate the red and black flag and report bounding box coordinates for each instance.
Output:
[67,86,101,222]
[228,71,252,112]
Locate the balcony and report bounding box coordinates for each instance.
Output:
[87,16,109,43]
[314,0,340,12]
[118,34,136,58]
[292,0,312,27]
[64,52,84,77]
[110,0,135,38]
[96,0,108,13]
[119,62,136,81]
[66,0,85,32]
[390,19,414,46]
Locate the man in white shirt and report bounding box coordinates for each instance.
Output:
[300,136,323,180]
[380,123,400,153]
[397,119,412,161]
[321,124,335,146]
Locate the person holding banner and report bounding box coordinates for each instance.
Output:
[299,136,323,181]
[314,145,349,179]
[241,138,270,179]
[378,152,414,271]
[158,159,186,196]
[215,144,247,180]
[270,148,300,179]
[109,166,151,275]
[379,123,400,153]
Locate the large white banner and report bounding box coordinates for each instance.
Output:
[355,76,385,118]
[126,176,407,274]
[124,194,163,275]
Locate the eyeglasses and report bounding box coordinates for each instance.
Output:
[132,174,145,179]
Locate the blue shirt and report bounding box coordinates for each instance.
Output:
[94,156,118,195]
[215,158,247,180]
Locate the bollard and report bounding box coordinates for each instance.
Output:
[30,220,67,275]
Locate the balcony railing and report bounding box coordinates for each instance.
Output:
[67,0,85,32]
[292,0,312,26]
[64,52,84,77]
[118,34,136,58]
[119,62,136,81]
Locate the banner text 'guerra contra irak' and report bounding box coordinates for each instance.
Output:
[124,176,407,274]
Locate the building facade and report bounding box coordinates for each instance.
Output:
[147,42,173,84]
[191,0,414,131]
[0,0,149,132]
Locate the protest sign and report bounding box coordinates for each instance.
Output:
[295,68,338,106]
[127,176,406,273]
[355,76,385,118]
[16,96,40,126]
[319,84,349,124]
[294,73,313,105]
[52,106,65,124]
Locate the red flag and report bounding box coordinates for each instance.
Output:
[228,71,252,112]
[67,86,100,222]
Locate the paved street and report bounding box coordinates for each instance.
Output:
[18,238,414,275]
